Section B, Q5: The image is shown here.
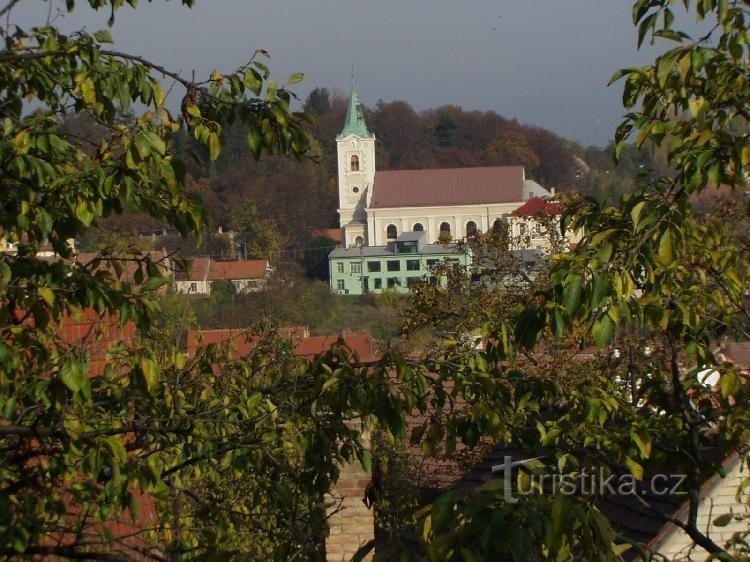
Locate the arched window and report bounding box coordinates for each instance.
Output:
[465,221,477,238]
[412,223,424,232]
[354,236,364,247]
[386,224,398,239]
[350,155,359,171]
[439,222,452,242]
[492,218,502,233]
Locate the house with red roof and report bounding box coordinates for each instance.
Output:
[173,257,270,295]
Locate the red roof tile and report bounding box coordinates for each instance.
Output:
[370,166,525,209]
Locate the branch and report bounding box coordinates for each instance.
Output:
[0,546,131,561]
[0,0,21,19]
[0,48,192,90]
[100,49,192,88]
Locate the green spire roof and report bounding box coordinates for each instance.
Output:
[338,78,372,139]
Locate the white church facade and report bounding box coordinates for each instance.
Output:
[336,81,555,248]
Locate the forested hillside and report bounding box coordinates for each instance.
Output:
[84,87,669,257]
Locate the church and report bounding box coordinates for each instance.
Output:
[336,80,554,248]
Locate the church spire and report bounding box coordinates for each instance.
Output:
[338,75,372,138]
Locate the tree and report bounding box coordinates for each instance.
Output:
[0,2,416,560]
[481,129,541,172]
[384,1,749,560]
[231,201,283,259]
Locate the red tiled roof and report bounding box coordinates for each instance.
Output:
[54,309,136,376]
[509,196,562,217]
[208,259,268,281]
[179,258,269,282]
[294,333,378,362]
[311,228,345,245]
[370,166,525,209]
[186,329,379,363]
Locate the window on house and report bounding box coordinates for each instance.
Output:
[354,236,364,247]
[426,259,439,267]
[337,280,345,290]
[413,223,424,232]
[519,223,527,236]
[189,282,197,293]
[439,222,452,242]
[387,260,400,272]
[351,155,359,171]
[373,278,382,289]
[367,261,381,273]
[351,263,361,273]
[387,277,400,288]
[337,262,344,273]
[406,259,420,271]
[406,277,420,288]
[386,224,398,239]
[466,221,478,238]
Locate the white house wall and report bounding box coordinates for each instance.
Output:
[651,458,749,560]
[367,203,522,246]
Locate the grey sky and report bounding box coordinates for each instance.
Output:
[11,1,679,147]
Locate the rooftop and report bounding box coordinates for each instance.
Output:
[370,166,526,209]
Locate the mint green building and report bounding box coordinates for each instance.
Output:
[328,232,471,295]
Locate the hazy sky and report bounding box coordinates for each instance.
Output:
[11,1,678,147]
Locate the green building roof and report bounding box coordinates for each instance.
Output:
[337,78,373,139]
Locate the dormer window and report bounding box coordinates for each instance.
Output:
[351,155,359,171]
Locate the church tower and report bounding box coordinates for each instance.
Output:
[337,78,375,247]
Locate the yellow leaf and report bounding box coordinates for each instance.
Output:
[80,79,96,105]
[688,97,706,117]
[38,287,55,306]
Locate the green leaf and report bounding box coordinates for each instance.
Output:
[247,128,262,160]
[287,72,304,85]
[563,275,582,315]
[720,370,739,397]
[94,29,114,43]
[624,456,644,480]
[631,431,652,459]
[244,69,262,96]
[75,200,95,226]
[140,357,160,392]
[208,132,221,161]
[60,361,86,392]
[630,200,646,229]
[140,276,168,292]
[657,228,674,265]
[592,315,615,347]
[134,132,165,158]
